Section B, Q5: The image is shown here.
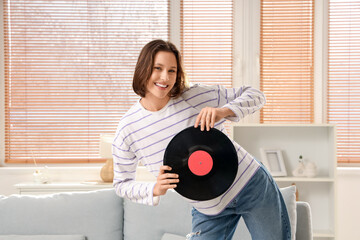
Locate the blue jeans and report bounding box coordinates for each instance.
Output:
[187,166,291,240]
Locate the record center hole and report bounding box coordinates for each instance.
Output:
[188,150,213,176]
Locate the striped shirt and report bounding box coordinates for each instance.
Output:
[112,84,266,215]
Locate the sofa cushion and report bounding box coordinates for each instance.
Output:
[281,185,297,240]
[124,186,296,240]
[0,189,123,240]
[0,235,85,240]
[123,190,192,240]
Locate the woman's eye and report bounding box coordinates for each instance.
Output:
[169,69,176,73]
[154,67,161,70]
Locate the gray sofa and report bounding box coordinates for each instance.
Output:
[0,187,312,240]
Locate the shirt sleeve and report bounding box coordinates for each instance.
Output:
[215,85,266,122]
[112,132,160,206]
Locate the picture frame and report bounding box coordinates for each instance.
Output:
[260,148,287,177]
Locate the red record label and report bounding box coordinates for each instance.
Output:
[188,150,213,176]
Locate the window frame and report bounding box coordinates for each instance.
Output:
[1,0,355,166]
[0,0,6,166]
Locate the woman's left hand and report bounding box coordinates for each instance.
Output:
[194,107,235,131]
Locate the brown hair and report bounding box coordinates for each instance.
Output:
[132,39,188,98]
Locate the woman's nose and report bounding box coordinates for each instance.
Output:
[160,71,169,81]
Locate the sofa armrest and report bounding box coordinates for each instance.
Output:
[295,201,313,240]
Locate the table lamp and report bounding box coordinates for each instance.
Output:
[99,134,115,182]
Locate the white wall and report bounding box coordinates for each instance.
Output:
[336,167,360,240]
[0,166,359,239]
[0,166,103,195]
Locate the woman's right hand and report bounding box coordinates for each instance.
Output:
[153,165,179,196]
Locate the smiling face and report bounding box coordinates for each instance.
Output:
[141,51,178,111]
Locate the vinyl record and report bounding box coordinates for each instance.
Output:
[163,127,238,201]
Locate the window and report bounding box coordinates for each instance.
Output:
[4,0,357,165]
[180,0,233,132]
[328,0,360,164]
[3,0,169,163]
[260,0,314,123]
[181,0,233,88]
[3,0,234,164]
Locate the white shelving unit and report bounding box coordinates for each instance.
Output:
[230,124,337,240]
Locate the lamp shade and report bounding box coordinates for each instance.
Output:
[99,134,115,159]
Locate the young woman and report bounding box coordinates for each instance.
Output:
[112,39,291,240]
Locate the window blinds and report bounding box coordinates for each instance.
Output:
[4,0,169,163]
[180,0,233,88]
[260,0,314,123]
[328,0,360,164]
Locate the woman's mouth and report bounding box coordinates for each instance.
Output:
[155,83,168,88]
